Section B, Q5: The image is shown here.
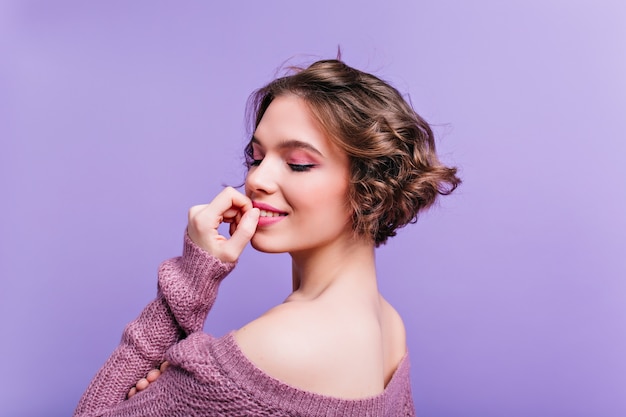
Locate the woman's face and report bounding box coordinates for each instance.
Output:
[245,94,352,255]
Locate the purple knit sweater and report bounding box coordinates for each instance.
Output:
[73,234,416,416]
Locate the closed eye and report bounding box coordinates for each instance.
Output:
[288,164,316,172]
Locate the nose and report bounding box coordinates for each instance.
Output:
[245,158,279,196]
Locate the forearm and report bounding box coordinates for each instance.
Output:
[74,296,182,416]
[74,357,198,417]
[74,234,235,416]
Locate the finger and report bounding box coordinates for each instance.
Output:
[136,378,149,391]
[221,208,259,261]
[189,204,223,231]
[188,204,208,222]
[146,369,161,382]
[222,207,242,223]
[188,189,252,234]
[160,361,170,373]
[228,210,244,235]
[205,187,253,220]
[128,387,137,399]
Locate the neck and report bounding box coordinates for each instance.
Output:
[288,235,377,301]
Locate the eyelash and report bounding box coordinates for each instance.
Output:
[248,158,315,172]
[288,163,315,172]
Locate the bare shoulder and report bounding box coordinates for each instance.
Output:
[379,297,408,381]
[234,301,325,369]
[234,299,387,398]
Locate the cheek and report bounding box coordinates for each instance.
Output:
[297,177,350,219]
[243,172,253,197]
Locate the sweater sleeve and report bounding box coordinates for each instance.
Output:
[404,388,417,417]
[73,233,235,417]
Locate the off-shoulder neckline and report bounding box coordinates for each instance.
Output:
[201,331,411,414]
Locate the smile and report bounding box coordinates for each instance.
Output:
[256,213,287,227]
[252,201,288,227]
[259,210,286,218]
[252,201,288,215]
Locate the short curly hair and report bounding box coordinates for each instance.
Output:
[245,59,461,246]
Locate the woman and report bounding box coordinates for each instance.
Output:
[73,58,460,416]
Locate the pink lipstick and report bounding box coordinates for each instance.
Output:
[253,201,288,227]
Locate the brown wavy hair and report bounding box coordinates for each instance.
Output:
[245,59,461,246]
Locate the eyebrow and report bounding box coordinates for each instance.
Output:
[251,137,324,157]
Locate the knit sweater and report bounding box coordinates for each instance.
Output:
[73,234,416,416]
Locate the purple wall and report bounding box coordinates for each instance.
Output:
[2,1,625,416]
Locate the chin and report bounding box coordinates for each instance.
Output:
[250,236,289,254]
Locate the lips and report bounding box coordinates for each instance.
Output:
[252,201,288,227]
[252,201,288,217]
[258,210,283,218]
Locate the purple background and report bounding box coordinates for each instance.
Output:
[2,1,625,416]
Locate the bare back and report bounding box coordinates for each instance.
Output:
[234,290,407,399]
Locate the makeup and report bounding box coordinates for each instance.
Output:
[253,201,287,227]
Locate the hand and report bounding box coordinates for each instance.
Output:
[187,187,260,263]
[127,361,169,399]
